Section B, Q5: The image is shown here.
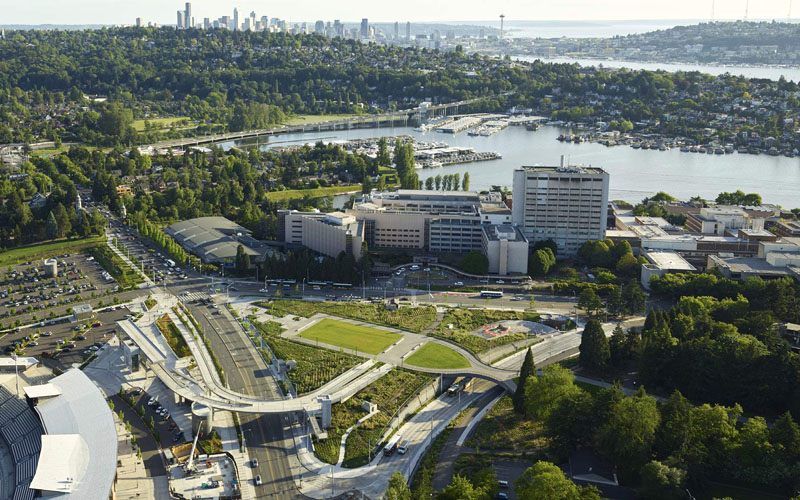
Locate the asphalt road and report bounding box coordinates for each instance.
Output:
[178,286,299,500]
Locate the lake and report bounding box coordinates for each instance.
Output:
[516,56,800,82]
[224,125,800,208]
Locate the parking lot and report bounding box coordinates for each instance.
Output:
[107,221,188,285]
[0,251,131,329]
[0,306,132,369]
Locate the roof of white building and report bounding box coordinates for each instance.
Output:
[30,369,117,499]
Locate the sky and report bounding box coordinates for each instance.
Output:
[0,0,795,25]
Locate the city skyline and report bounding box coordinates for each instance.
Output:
[1,0,797,26]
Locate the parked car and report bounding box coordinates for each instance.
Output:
[255,475,262,486]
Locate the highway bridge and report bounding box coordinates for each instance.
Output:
[147,93,511,151]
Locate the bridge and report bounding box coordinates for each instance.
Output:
[147,93,511,151]
[117,309,518,416]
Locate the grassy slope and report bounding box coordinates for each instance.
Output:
[265,185,359,202]
[405,342,470,369]
[0,236,104,266]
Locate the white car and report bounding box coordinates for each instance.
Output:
[496,280,505,284]
[453,282,464,286]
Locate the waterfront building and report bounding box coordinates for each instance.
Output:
[512,159,610,255]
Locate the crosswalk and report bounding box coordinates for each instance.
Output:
[181,291,210,302]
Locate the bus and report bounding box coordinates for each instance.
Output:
[384,435,402,456]
[308,281,327,288]
[448,377,474,396]
[332,283,353,290]
[480,290,503,298]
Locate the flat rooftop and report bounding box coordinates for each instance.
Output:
[644,250,696,271]
[169,454,240,499]
[710,255,795,277]
[519,165,607,175]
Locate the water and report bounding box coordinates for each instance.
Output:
[516,56,800,82]
[224,126,800,208]
[500,19,701,39]
[500,19,800,39]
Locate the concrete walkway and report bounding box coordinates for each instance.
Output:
[336,409,379,467]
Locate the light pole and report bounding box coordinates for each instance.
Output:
[11,352,18,396]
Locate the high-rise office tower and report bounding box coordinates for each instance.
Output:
[360,18,369,39]
[334,20,343,37]
[233,8,239,30]
[261,16,269,29]
[393,22,399,40]
[203,18,210,29]
[511,158,610,255]
[250,11,256,30]
[315,20,325,33]
[406,22,411,41]
[136,17,142,27]
[176,11,183,28]
[184,2,191,29]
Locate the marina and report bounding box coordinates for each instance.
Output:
[225,124,800,207]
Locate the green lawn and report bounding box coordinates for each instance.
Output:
[132,116,191,131]
[405,342,470,369]
[298,319,400,355]
[265,185,359,202]
[260,300,437,333]
[0,237,104,266]
[283,113,362,126]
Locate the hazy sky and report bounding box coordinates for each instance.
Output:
[1,0,794,25]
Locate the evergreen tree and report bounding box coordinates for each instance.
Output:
[462,172,470,191]
[45,211,59,240]
[579,319,610,372]
[514,347,535,414]
[235,244,250,276]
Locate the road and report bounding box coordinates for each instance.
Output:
[176,285,299,499]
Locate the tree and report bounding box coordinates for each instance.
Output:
[622,280,647,315]
[525,364,581,420]
[597,389,660,475]
[606,285,624,317]
[462,172,470,191]
[579,319,610,372]
[514,348,535,414]
[45,211,59,240]
[577,288,603,317]
[377,137,391,167]
[460,251,489,275]
[362,175,373,194]
[515,461,601,500]
[235,244,251,276]
[529,248,556,277]
[383,472,411,500]
[639,461,686,500]
[439,475,487,500]
[434,174,442,191]
[425,177,434,190]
